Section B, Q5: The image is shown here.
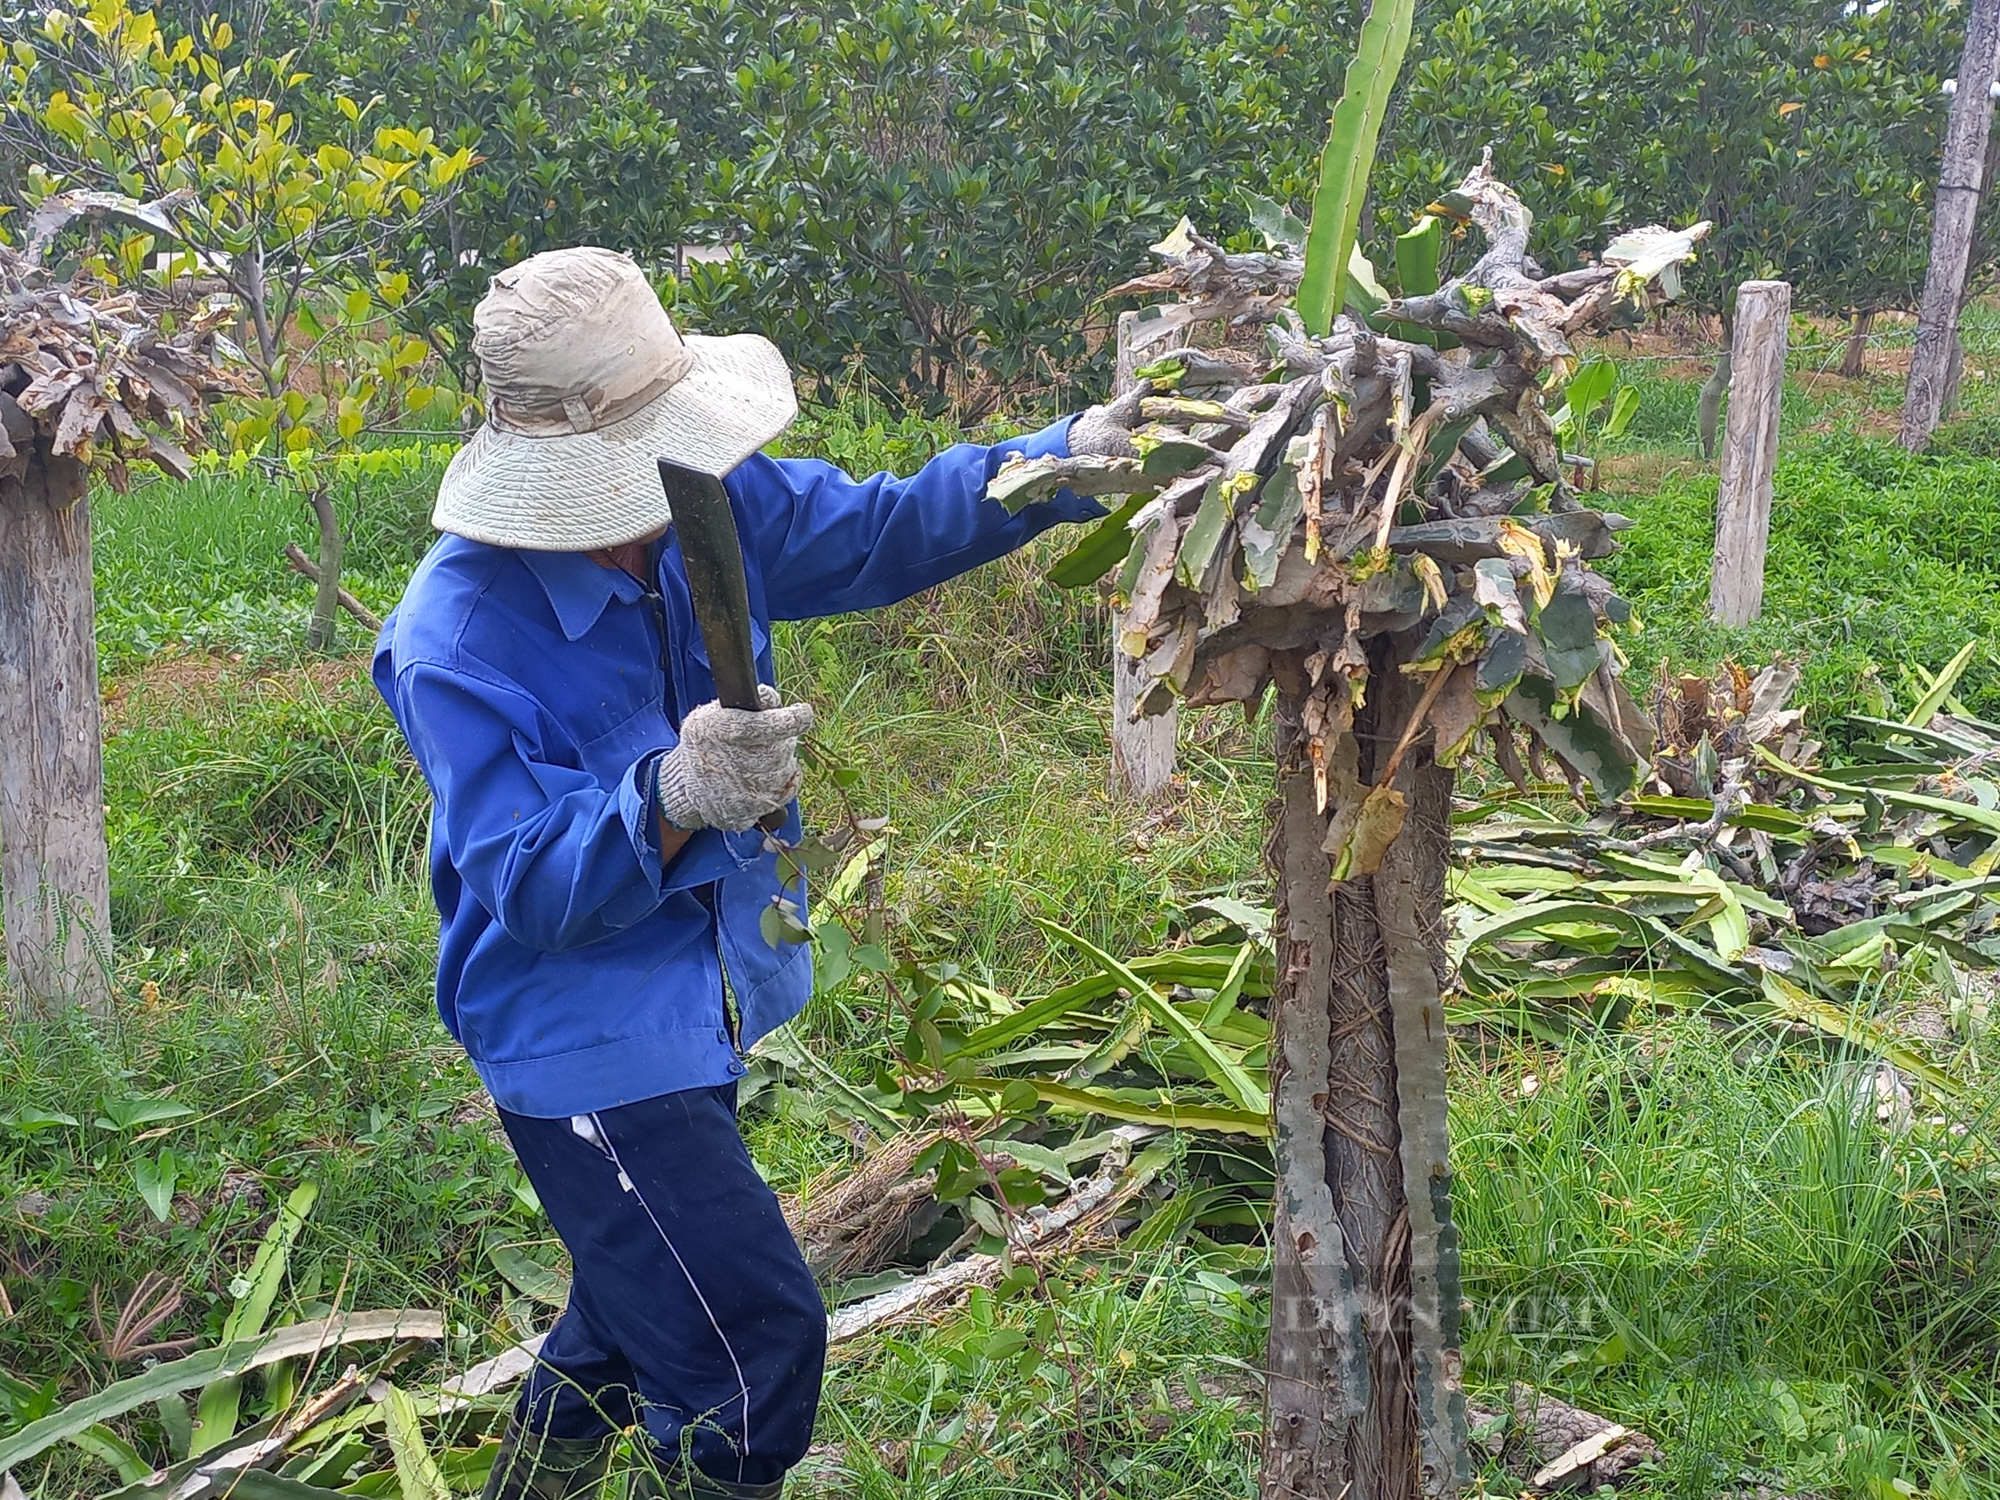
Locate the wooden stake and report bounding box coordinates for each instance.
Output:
[1110,309,1177,800]
[1902,0,2000,451]
[0,452,112,1015]
[1711,280,1791,628]
[1840,308,1873,380]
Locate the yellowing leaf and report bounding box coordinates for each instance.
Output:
[1334,783,1408,879]
[431,145,476,187]
[1412,552,1449,613]
[1778,101,1804,116]
[1496,519,1555,608]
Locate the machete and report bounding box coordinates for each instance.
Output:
[656,456,789,835]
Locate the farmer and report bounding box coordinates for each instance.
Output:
[372,246,1136,1500]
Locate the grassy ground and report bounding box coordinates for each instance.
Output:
[3,334,1999,1499]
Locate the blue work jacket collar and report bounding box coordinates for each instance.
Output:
[518,546,651,641]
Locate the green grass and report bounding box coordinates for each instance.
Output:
[5,367,2000,1498]
[1579,308,2000,730]
[1605,442,2000,725]
[1452,1020,1999,1498]
[92,458,441,672]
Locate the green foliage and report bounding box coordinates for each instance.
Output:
[1384,0,1967,319]
[294,0,722,390]
[48,0,1974,419]
[1550,355,1642,465]
[680,0,1350,410]
[4,0,472,646]
[133,0,1354,411]
[5,0,471,438]
[1607,443,2000,725]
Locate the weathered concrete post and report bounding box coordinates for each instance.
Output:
[1711,280,1791,627]
[1109,309,1178,799]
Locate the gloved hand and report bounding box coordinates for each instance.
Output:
[1066,388,1147,459]
[656,685,815,832]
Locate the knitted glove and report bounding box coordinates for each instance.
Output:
[656,685,815,832]
[1066,389,1147,459]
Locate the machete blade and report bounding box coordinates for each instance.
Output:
[657,457,790,836]
[657,457,762,713]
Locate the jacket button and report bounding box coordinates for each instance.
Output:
[727,1060,746,1076]
[716,1028,730,1045]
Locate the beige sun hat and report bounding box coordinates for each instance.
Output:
[432,246,797,550]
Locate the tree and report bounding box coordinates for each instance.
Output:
[133,0,1975,418]
[286,0,713,390]
[3,0,474,649]
[0,212,238,1013]
[674,0,1352,411]
[1902,0,2000,449]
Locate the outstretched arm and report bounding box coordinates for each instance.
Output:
[736,418,1105,621]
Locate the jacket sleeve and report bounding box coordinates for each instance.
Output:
[390,662,763,953]
[734,417,1106,621]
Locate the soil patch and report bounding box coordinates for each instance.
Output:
[103,650,371,733]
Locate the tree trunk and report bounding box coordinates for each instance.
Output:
[1840,308,1873,379]
[1941,327,1968,421]
[1901,0,2000,451]
[0,447,112,1014]
[1942,124,2000,421]
[1262,644,1465,1500]
[305,484,346,652]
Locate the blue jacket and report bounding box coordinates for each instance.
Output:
[373,418,1095,1118]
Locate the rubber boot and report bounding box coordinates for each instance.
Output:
[480,1416,618,1500]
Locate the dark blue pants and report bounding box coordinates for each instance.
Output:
[498,1086,826,1488]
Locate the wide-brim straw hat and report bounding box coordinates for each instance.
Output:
[432,246,797,550]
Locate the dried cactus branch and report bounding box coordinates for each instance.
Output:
[2,240,245,494]
[1009,164,1709,825]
